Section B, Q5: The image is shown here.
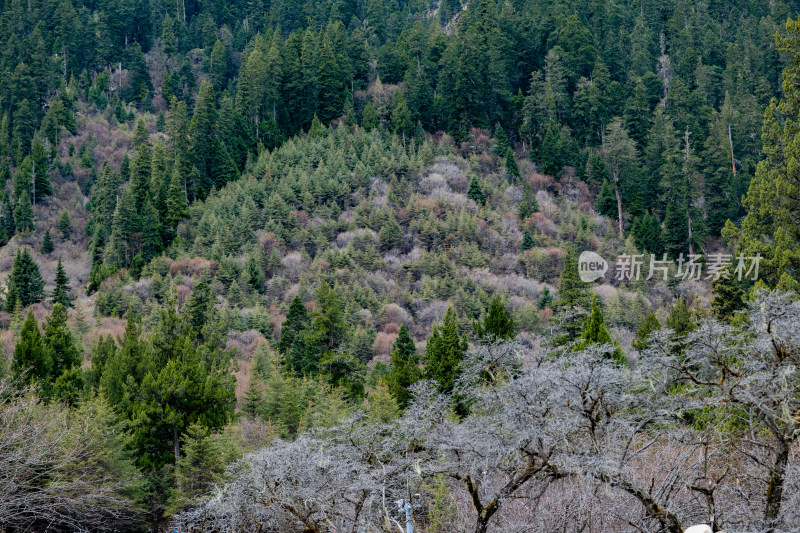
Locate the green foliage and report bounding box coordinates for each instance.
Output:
[473,295,514,343]
[51,257,72,308]
[577,295,625,363]
[167,422,241,513]
[41,229,54,254]
[13,309,49,387]
[505,148,520,181]
[424,307,468,394]
[467,177,486,206]
[553,248,592,344]
[7,248,44,310]
[385,325,420,409]
[362,102,378,130]
[518,183,538,220]
[58,210,71,239]
[734,16,800,289]
[632,311,661,352]
[595,179,617,218]
[711,272,745,323]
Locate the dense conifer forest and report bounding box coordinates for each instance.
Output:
[2,0,800,531]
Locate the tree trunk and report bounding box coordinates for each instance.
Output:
[173,426,180,463]
[764,439,790,532]
[614,183,624,238]
[687,209,694,255]
[596,472,683,533]
[728,123,736,176]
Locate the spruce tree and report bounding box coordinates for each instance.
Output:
[165,170,189,229]
[595,179,617,218]
[385,325,420,409]
[41,229,54,254]
[31,136,52,202]
[734,17,800,288]
[492,123,510,157]
[553,248,592,345]
[14,192,34,232]
[242,371,265,418]
[12,309,50,386]
[710,272,745,323]
[505,147,520,181]
[278,296,309,356]
[132,118,149,148]
[51,257,72,308]
[474,295,514,343]
[390,91,413,143]
[576,295,624,363]
[362,102,378,130]
[8,248,45,309]
[521,227,535,251]
[632,312,661,352]
[467,177,487,206]
[58,210,71,239]
[43,303,81,382]
[185,281,214,335]
[423,306,468,393]
[662,197,689,259]
[518,183,538,220]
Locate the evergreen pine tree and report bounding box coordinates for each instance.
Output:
[242,370,265,418]
[521,227,535,251]
[710,270,745,323]
[390,91,413,144]
[13,309,50,386]
[165,170,189,229]
[51,257,72,308]
[185,281,214,335]
[58,210,71,239]
[43,302,81,382]
[492,123,510,157]
[662,197,689,259]
[132,118,149,148]
[14,192,34,232]
[31,136,52,202]
[576,295,624,363]
[632,312,661,352]
[362,102,378,130]
[505,147,520,181]
[41,229,54,254]
[733,17,800,288]
[518,183,538,220]
[385,325,420,409]
[553,248,592,345]
[8,248,45,309]
[595,179,617,218]
[473,295,514,343]
[279,296,309,357]
[423,306,468,393]
[467,177,487,206]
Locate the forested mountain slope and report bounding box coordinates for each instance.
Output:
[2,0,800,531]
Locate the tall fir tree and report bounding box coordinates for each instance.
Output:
[424,306,468,394]
[733,16,800,288]
[385,325,420,409]
[7,247,45,310]
[41,229,54,254]
[553,248,593,345]
[12,309,49,386]
[473,295,514,343]
[51,257,72,308]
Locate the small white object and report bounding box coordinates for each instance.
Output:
[683,526,712,533]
